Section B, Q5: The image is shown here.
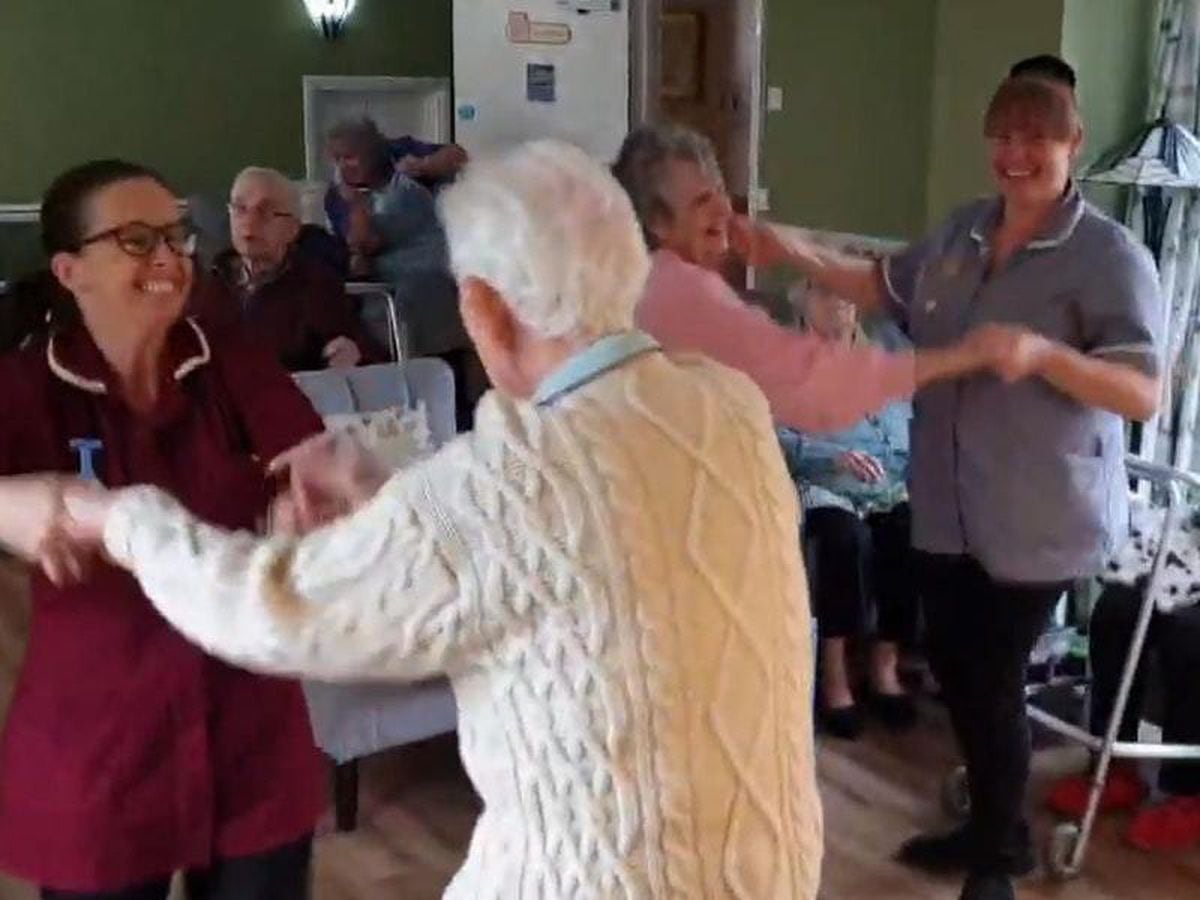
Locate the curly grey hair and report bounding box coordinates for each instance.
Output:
[325,117,393,183]
[611,123,725,249]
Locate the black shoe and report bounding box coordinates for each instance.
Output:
[897,826,975,873]
[959,871,1014,900]
[819,704,864,740]
[897,827,1035,877]
[869,691,918,732]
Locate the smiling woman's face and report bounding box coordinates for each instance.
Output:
[650,157,734,271]
[984,77,1082,209]
[52,177,193,337]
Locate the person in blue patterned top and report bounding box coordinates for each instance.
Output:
[778,285,918,740]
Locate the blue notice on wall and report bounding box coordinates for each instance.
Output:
[527,63,556,103]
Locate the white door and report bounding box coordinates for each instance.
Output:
[301,76,452,181]
[452,0,630,161]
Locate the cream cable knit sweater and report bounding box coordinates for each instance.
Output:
[104,351,822,899]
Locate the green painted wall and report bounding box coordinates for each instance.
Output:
[0,0,452,202]
[924,0,1066,223]
[0,0,1153,276]
[760,0,1142,238]
[1062,0,1155,213]
[763,0,938,241]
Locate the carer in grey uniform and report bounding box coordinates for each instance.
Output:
[778,71,1163,900]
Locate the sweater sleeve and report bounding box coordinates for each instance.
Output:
[103,444,485,683]
[638,253,916,433]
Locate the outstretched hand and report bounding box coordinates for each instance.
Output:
[728,216,795,268]
[0,475,110,586]
[267,431,390,535]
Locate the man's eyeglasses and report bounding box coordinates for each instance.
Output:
[77,221,197,258]
[228,202,297,222]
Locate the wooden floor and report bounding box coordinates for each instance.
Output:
[1,558,1199,899]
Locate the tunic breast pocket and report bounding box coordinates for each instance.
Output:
[910,259,974,348]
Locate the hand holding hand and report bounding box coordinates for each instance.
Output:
[0,475,109,587]
[268,432,390,534]
[963,323,1053,383]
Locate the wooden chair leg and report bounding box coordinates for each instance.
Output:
[333,758,360,832]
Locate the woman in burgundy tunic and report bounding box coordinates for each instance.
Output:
[0,160,326,899]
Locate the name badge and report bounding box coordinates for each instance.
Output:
[69,437,104,482]
[924,256,966,313]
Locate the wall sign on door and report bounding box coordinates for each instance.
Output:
[526,63,557,103]
[507,11,572,45]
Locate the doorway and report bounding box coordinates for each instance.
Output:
[631,0,765,217]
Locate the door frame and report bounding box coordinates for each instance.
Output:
[629,0,766,287]
[628,0,766,220]
[301,75,452,181]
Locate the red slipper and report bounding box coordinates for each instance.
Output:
[1045,762,1147,818]
[1128,797,1200,852]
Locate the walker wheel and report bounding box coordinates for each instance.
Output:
[941,765,970,819]
[1048,822,1082,880]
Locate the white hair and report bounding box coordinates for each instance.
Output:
[230,166,300,217]
[438,140,650,339]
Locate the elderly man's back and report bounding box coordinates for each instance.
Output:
[82,139,823,900]
[440,348,821,899]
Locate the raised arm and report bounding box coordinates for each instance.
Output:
[411,144,468,181]
[639,257,986,432]
[731,217,888,314]
[94,446,488,683]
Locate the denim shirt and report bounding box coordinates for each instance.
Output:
[881,185,1163,583]
[324,173,448,279]
[777,323,912,515]
[778,399,911,516]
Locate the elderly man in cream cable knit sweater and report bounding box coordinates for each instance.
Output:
[46,140,823,898]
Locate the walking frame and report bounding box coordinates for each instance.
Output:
[1033,457,1200,877]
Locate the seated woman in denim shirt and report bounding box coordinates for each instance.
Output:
[779,285,918,740]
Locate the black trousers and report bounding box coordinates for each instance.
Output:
[437,346,490,432]
[41,836,312,900]
[917,553,1066,871]
[805,503,919,645]
[1089,582,1200,796]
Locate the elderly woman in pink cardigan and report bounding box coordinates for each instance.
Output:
[613,123,999,432]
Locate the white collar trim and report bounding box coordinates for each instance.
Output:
[47,317,212,395]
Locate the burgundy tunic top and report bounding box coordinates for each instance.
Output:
[0,318,326,891]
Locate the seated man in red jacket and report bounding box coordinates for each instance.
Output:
[190,167,371,371]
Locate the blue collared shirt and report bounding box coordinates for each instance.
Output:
[534,331,661,407]
[881,184,1163,582]
[778,400,911,516]
[778,323,912,515]
[323,172,447,279]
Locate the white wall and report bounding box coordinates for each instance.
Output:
[453,0,630,161]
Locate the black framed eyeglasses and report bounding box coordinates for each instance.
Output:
[77,221,198,258]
